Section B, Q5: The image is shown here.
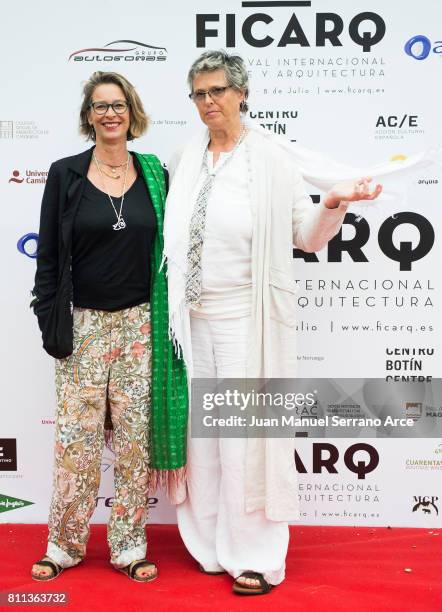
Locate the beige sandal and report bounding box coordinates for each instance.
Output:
[118,559,158,582]
[31,557,63,582]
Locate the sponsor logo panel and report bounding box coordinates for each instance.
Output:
[0,493,34,514]
[412,495,439,515]
[0,440,17,472]
[196,2,387,97]
[69,40,167,63]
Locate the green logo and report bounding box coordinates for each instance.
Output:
[0,493,34,514]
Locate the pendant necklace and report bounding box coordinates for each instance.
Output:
[93,151,130,230]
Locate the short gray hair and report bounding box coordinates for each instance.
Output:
[187,50,249,113]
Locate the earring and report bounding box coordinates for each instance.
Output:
[239,100,246,113]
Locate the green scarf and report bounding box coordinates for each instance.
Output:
[136,153,188,481]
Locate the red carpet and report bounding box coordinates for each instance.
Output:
[0,524,441,611]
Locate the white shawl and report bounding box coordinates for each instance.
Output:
[163,118,433,379]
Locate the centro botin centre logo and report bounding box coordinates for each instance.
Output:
[69,40,167,62]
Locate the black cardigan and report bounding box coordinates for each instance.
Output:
[32,146,167,357]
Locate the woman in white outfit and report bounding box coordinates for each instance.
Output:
[164,50,382,595]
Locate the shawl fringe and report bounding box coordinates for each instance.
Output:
[148,466,187,503]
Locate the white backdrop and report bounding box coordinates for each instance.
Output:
[1,0,441,528]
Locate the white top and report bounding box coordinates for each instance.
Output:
[190,140,253,319]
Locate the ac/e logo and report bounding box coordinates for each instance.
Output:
[376,115,418,128]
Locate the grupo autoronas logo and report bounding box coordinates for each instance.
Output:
[0,493,34,514]
[68,40,167,62]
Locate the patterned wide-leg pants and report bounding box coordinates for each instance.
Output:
[46,303,152,568]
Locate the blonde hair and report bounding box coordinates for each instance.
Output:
[79,71,148,141]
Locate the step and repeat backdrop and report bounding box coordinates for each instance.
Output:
[1,0,441,528]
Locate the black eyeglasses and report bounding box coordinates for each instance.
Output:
[89,101,129,115]
[189,86,232,103]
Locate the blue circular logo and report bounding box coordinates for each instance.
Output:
[404,35,432,60]
[17,233,39,258]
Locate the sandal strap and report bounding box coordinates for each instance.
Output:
[35,559,61,575]
[128,559,156,579]
[236,572,271,592]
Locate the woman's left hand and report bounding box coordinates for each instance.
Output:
[323,177,383,209]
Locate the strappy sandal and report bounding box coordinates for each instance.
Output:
[198,563,227,575]
[232,571,273,595]
[118,559,158,582]
[31,557,63,582]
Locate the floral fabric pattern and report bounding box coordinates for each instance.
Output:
[48,303,152,565]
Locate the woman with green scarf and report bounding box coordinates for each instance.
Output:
[30,71,187,582]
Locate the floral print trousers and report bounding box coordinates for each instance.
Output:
[46,303,152,568]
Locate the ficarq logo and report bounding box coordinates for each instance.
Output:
[196,3,386,51]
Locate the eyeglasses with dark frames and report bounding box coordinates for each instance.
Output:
[89,101,129,115]
[189,86,232,103]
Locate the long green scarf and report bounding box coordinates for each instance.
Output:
[136,153,188,483]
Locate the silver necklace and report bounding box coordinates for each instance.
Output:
[204,124,247,176]
[93,152,130,230]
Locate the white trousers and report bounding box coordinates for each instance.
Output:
[177,316,289,585]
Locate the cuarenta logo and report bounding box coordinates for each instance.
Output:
[69,40,167,62]
[0,493,34,514]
